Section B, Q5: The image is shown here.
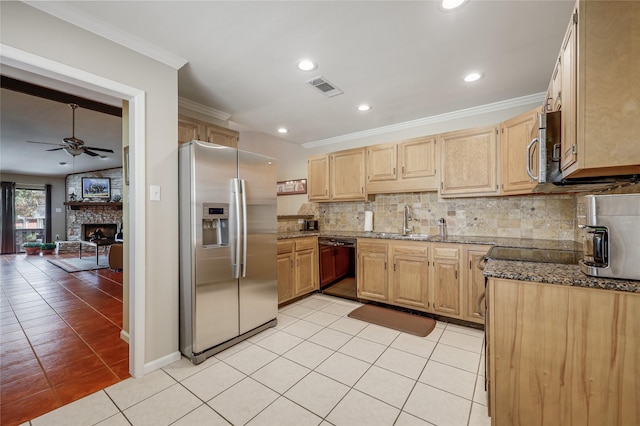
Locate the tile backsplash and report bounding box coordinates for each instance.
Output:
[308,192,578,241]
[283,183,639,242]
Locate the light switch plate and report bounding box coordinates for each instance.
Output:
[150,185,161,201]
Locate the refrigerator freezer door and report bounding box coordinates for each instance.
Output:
[238,150,278,334]
[189,141,240,354]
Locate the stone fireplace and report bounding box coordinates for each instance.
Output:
[81,223,119,242]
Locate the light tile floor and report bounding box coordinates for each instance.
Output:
[27,294,490,426]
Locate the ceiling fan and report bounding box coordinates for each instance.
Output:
[26,103,115,157]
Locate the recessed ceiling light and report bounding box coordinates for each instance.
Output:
[441,0,467,10]
[278,127,288,134]
[464,72,483,82]
[357,104,372,112]
[297,60,317,71]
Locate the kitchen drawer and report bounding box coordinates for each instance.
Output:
[433,246,459,259]
[277,240,295,254]
[389,241,429,256]
[294,237,317,251]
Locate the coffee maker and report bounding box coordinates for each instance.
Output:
[578,193,640,280]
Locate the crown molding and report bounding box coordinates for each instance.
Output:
[24,1,188,70]
[302,92,545,149]
[178,97,232,121]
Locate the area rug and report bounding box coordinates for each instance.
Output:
[348,304,436,337]
[48,256,109,273]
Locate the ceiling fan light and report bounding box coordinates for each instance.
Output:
[64,146,84,157]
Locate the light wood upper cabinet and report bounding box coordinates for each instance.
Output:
[559,1,640,178]
[178,115,239,148]
[308,148,368,202]
[366,136,438,194]
[488,278,640,426]
[389,242,429,310]
[367,143,397,183]
[308,155,330,201]
[331,148,367,201]
[357,240,389,301]
[545,56,562,113]
[560,14,577,172]
[500,108,540,195]
[462,245,491,324]
[277,237,318,304]
[439,126,499,198]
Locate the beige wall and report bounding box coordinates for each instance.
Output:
[1,2,178,366]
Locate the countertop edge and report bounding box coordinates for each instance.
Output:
[483,259,640,293]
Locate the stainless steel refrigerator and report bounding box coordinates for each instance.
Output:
[179,140,278,364]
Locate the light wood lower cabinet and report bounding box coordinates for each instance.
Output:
[430,245,461,318]
[390,242,430,309]
[357,240,487,323]
[356,240,389,301]
[277,237,318,304]
[462,245,491,324]
[488,278,640,426]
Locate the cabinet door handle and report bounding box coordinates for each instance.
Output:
[454,265,458,280]
[384,262,387,270]
[393,263,396,271]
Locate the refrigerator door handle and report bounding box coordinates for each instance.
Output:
[232,178,242,279]
[240,179,248,277]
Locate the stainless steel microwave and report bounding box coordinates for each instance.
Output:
[526,111,637,193]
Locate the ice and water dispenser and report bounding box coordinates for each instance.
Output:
[202,203,229,247]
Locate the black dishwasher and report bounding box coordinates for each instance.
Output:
[318,237,356,290]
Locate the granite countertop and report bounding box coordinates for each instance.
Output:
[278,230,638,292]
[483,259,640,293]
[277,230,581,251]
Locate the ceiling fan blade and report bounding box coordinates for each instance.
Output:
[84,150,100,157]
[26,140,64,147]
[85,147,114,153]
[46,147,64,152]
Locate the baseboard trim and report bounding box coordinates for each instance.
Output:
[120,330,130,344]
[144,351,181,375]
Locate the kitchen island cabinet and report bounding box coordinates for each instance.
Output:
[277,236,318,304]
[487,277,640,426]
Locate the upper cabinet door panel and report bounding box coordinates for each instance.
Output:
[439,126,499,197]
[331,148,367,201]
[367,144,397,182]
[400,137,436,180]
[308,155,331,201]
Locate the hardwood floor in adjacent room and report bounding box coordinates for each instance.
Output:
[0,253,128,426]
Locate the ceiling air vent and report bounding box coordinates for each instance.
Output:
[306,76,344,98]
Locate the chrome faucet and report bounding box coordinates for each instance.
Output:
[402,205,414,235]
